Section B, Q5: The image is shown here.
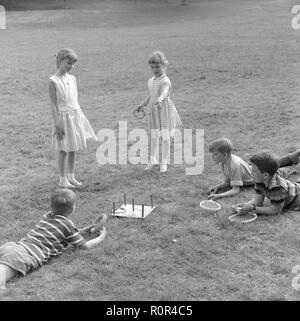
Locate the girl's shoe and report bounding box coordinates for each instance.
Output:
[160,165,168,177]
[68,179,82,188]
[58,180,75,189]
[160,164,167,172]
[145,163,159,170]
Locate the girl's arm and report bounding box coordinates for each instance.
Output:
[138,96,151,108]
[156,80,170,104]
[48,80,64,139]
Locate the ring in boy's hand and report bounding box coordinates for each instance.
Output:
[133,107,146,119]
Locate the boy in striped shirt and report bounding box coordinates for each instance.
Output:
[234,151,300,216]
[0,189,107,291]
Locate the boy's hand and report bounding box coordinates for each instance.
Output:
[208,193,220,201]
[208,186,219,194]
[239,204,254,215]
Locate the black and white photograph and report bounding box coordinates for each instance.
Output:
[1,0,300,305]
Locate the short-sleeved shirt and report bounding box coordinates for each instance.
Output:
[222,154,254,187]
[254,173,300,210]
[18,212,85,266]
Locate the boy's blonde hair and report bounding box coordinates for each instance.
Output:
[209,137,233,155]
[56,48,78,68]
[51,189,76,216]
[148,51,169,66]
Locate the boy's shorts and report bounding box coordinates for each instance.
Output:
[0,242,40,276]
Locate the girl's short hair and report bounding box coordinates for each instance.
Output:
[148,51,169,66]
[249,151,279,177]
[51,188,76,216]
[56,48,78,68]
[208,137,233,155]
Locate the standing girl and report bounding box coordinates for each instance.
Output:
[138,51,182,176]
[49,48,98,188]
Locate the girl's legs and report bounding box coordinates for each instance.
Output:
[160,130,170,174]
[145,131,159,170]
[58,151,74,188]
[0,264,17,291]
[67,152,82,186]
[160,141,170,173]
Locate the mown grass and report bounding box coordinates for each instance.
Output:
[1,0,300,301]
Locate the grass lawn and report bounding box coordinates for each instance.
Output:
[1,0,300,301]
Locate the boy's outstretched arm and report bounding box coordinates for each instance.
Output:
[208,181,230,194]
[255,202,284,216]
[208,185,240,200]
[238,194,264,214]
[79,227,107,250]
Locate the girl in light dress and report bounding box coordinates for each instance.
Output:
[48,48,98,188]
[138,51,182,176]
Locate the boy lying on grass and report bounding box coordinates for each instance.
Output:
[208,138,299,200]
[233,151,300,216]
[0,188,107,292]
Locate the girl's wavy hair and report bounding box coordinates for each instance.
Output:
[55,48,78,68]
[148,51,169,66]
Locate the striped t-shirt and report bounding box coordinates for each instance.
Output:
[254,173,300,211]
[18,212,85,266]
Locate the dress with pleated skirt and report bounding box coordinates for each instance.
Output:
[50,73,98,152]
[147,73,182,138]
